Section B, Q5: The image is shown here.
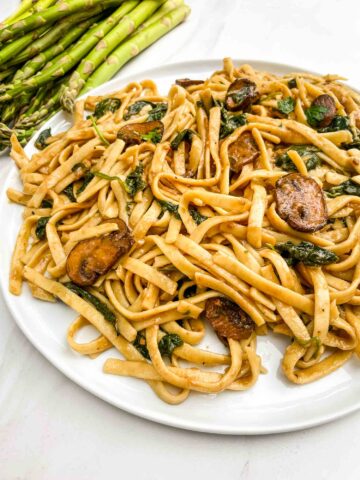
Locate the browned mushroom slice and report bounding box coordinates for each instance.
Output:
[228,131,260,173]
[117,121,164,146]
[175,78,204,88]
[275,173,328,232]
[225,78,258,112]
[204,297,256,344]
[66,219,134,286]
[311,94,336,128]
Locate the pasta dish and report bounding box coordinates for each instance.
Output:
[7,58,360,405]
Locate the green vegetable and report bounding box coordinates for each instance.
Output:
[141,127,163,144]
[125,164,146,197]
[94,98,121,118]
[65,282,117,328]
[62,184,76,203]
[76,172,94,194]
[83,5,191,92]
[34,128,52,150]
[275,145,321,172]
[35,216,50,240]
[40,199,53,209]
[147,102,168,121]
[133,331,183,359]
[158,200,180,219]
[183,284,197,298]
[318,115,349,133]
[89,115,109,145]
[277,96,295,115]
[326,180,360,198]
[305,105,328,128]
[218,104,246,139]
[170,129,196,150]
[189,206,208,224]
[275,241,339,267]
[230,86,253,106]
[341,140,360,150]
[60,0,154,112]
[158,333,183,357]
[94,171,124,183]
[133,332,150,360]
[124,100,154,120]
[0,8,128,103]
[13,16,98,83]
[0,0,123,43]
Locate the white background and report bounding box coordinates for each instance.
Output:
[1,1,360,478]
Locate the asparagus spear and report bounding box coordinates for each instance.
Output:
[134,0,184,32]
[0,2,140,101]
[0,25,49,66]
[16,84,53,123]
[0,0,37,27]
[0,0,123,43]
[7,9,103,68]
[61,0,169,112]
[16,88,62,128]
[84,5,191,92]
[13,15,102,82]
[1,93,32,125]
[0,67,16,83]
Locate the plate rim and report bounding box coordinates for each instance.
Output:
[1,58,360,435]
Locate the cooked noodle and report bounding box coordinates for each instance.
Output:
[7,59,360,404]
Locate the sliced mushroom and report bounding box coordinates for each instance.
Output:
[117,121,164,147]
[204,297,256,344]
[311,94,336,128]
[66,219,134,286]
[275,173,328,232]
[225,78,258,112]
[175,78,204,88]
[228,131,260,173]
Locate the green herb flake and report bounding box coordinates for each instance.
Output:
[158,333,183,357]
[217,102,246,139]
[341,139,360,150]
[90,115,109,146]
[133,332,150,360]
[35,128,52,150]
[318,115,349,133]
[40,199,53,209]
[62,183,76,203]
[141,127,163,144]
[189,206,208,224]
[326,179,360,198]
[125,164,146,197]
[170,129,197,150]
[64,282,117,328]
[305,105,328,127]
[147,102,168,121]
[157,200,180,220]
[277,96,295,115]
[35,216,50,240]
[275,241,338,266]
[76,172,94,195]
[124,100,154,121]
[275,145,321,172]
[230,86,253,106]
[94,98,121,118]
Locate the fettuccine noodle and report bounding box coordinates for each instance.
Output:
[7,59,360,404]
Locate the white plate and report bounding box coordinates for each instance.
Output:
[1,59,360,435]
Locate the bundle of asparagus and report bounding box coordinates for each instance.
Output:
[0,0,190,149]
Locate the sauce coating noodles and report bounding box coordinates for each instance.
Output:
[8,59,360,404]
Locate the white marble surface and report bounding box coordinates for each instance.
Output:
[1,0,360,478]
